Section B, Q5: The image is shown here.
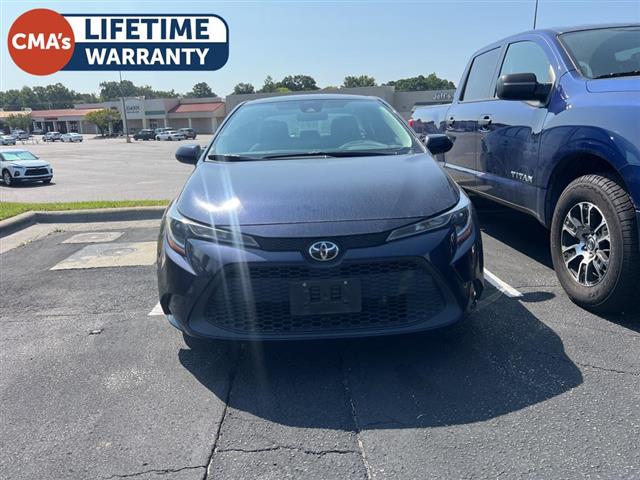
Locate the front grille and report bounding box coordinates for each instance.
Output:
[204,259,445,335]
[25,168,49,176]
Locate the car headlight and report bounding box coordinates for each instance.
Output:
[166,203,259,255]
[386,192,473,243]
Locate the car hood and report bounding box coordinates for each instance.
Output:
[9,160,49,168]
[176,153,459,227]
[586,77,640,93]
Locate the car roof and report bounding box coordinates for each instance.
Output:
[242,93,380,106]
[0,149,30,153]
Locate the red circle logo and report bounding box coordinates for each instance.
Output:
[8,9,75,76]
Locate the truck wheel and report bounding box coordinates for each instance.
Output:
[550,174,640,313]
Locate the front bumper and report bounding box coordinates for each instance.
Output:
[157,219,483,341]
[14,174,52,182]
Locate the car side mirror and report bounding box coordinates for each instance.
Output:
[175,144,201,165]
[424,134,453,155]
[496,73,551,102]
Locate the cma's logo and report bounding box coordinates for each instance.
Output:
[511,171,533,183]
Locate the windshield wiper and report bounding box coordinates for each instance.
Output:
[262,148,413,159]
[593,70,640,79]
[207,153,262,162]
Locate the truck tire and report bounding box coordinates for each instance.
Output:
[550,174,640,314]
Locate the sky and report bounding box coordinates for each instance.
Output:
[1,0,639,96]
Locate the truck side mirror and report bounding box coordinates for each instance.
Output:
[424,134,453,155]
[496,73,551,102]
[175,144,201,165]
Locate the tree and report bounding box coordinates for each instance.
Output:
[385,73,455,91]
[73,92,100,104]
[6,113,32,131]
[233,83,255,95]
[99,80,138,100]
[277,75,319,91]
[342,75,376,88]
[99,81,180,101]
[44,83,76,107]
[187,82,215,98]
[0,84,80,110]
[85,108,121,135]
[259,75,277,93]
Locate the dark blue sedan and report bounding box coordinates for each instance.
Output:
[157,94,484,341]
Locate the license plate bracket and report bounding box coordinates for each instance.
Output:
[290,278,362,316]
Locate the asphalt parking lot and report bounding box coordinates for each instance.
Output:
[0,136,206,203]
[1,201,639,480]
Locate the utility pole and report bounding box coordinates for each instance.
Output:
[118,71,131,143]
[533,0,539,29]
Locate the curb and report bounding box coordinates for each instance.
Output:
[0,206,167,238]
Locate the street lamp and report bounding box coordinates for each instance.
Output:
[118,71,131,143]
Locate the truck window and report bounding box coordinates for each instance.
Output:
[499,41,553,85]
[461,47,501,101]
[559,26,639,79]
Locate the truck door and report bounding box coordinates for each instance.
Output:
[443,47,502,190]
[476,39,553,214]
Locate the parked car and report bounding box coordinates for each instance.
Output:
[61,132,84,143]
[32,128,44,135]
[177,127,197,139]
[1,134,17,146]
[154,127,172,137]
[42,131,62,142]
[156,130,186,141]
[158,94,484,343]
[11,129,29,140]
[409,24,640,313]
[133,129,156,141]
[0,149,53,186]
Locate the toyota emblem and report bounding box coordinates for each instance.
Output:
[308,241,339,262]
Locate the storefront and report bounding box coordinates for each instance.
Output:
[30,108,103,134]
[75,97,226,134]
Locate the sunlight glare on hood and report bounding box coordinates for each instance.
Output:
[195,196,242,213]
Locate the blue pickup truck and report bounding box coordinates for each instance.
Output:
[411,24,639,313]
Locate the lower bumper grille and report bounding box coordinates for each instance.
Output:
[25,168,49,176]
[204,259,446,335]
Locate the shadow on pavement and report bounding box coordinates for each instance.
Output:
[472,195,553,269]
[0,181,54,188]
[179,289,583,430]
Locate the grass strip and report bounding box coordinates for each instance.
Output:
[0,200,169,221]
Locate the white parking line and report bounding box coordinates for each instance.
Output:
[148,302,164,316]
[484,269,523,298]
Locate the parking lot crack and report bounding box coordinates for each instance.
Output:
[216,445,359,457]
[529,348,639,376]
[340,352,374,480]
[202,345,243,480]
[104,465,205,479]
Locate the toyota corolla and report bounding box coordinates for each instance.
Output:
[157,94,484,342]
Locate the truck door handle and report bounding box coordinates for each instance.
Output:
[478,115,492,128]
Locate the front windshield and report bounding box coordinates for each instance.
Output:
[560,26,640,79]
[2,151,37,161]
[210,97,421,160]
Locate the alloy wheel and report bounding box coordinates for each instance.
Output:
[3,171,12,185]
[561,202,611,286]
